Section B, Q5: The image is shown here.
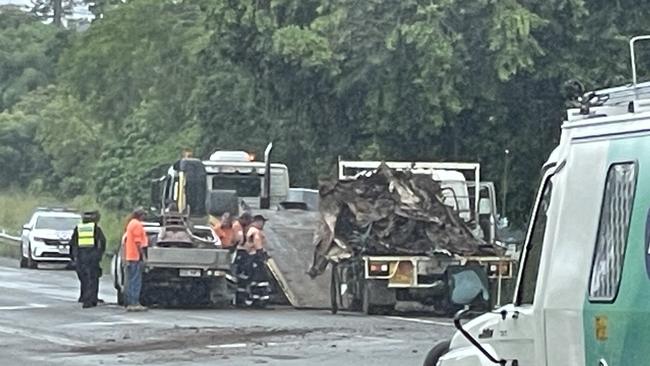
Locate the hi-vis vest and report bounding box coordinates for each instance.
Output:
[77,223,95,247]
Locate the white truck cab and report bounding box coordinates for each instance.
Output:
[427,37,650,366]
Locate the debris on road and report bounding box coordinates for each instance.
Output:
[309,163,496,277]
[68,326,320,355]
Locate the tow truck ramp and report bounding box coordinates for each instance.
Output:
[262,209,331,309]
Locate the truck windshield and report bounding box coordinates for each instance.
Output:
[212,174,261,197]
[35,216,80,231]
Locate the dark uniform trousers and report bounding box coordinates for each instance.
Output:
[77,249,100,305]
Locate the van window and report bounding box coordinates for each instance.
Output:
[516,176,553,305]
[589,163,637,302]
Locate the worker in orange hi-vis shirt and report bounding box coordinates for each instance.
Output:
[213,212,243,249]
[123,208,149,312]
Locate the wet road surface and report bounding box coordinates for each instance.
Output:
[0,258,453,365]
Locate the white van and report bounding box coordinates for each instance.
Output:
[425,37,650,366]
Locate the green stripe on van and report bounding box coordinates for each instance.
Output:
[583,134,650,366]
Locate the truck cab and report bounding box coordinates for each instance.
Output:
[145,145,328,309]
[151,147,308,218]
[430,38,650,366]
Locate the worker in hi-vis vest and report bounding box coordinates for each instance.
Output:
[70,211,106,308]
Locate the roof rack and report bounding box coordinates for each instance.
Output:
[568,35,650,120]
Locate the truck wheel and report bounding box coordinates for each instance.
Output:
[115,286,125,306]
[362,281,379,315]
[362,280,394,315]
[330,264,338,314]
[252,299,268,309]
[117,288,125,306]
[209,278,232,308]
[423,340,450,366]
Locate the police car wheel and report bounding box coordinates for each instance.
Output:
[423,340,450,366]
[26,243,37,269]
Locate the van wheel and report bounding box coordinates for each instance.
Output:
[423,340,450,366]
[20,255,28,268]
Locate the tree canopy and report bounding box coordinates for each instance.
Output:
[0,0,647,224]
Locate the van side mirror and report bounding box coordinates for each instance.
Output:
[151,177,164,210]
[449,268,490,306]
[22,224,30,231]
[478,198,492,215]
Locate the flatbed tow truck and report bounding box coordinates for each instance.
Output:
[114,144,330,309]
[112,159,234,307]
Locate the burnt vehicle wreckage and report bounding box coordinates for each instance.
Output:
[310,161,517,315]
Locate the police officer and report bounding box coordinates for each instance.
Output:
[70,211,106,308]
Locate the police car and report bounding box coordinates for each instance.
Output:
[20,208,81,269]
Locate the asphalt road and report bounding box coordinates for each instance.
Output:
[0,258,454,366]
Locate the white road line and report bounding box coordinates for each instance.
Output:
[63,319,150,327]
[186,315,219,322]
[384,316,454,327]
[0,324,86,347]
[265,341,300,346]
[206,341,301,350]
[207,343,248,349]
[0,303,48,310]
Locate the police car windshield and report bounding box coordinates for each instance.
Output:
[35,216,80,231]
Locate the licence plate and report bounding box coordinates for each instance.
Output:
[179,269,201,277]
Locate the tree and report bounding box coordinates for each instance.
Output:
[0,86,99,196]
[5,0,650,225]
[0,6,69,111]
[59,0,208,205]
[30,0,84,27]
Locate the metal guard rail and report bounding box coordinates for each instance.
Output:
[0,230,21,246]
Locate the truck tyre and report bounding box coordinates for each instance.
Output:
[362,281,379,315]
[117,288,125,306]
[362,280,394,315]
[423,340,450,366]
[209,278,232,308]
[330,264,338,314]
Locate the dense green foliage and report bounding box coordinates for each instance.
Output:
[0,0,647,225]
